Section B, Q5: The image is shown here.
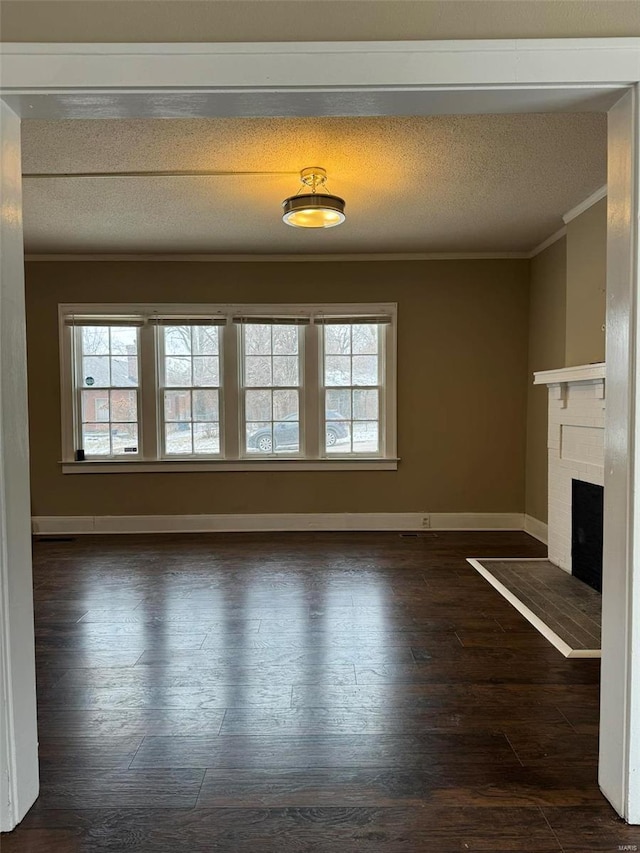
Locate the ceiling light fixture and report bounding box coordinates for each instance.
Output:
[282,167,346,229]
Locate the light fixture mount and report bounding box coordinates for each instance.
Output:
[299,166,327,190]
[282,167,346,229]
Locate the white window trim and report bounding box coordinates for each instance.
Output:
[58,302,398,473]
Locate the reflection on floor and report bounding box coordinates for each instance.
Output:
[4,531,637,851]
[469,558,601,658]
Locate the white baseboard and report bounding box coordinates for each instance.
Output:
[31,513,427,535]
[429,512,524,531]
[32,511,526,536]
[524,514,549,545]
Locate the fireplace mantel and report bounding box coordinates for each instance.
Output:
[534,362,605,387]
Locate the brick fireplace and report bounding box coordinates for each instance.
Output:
[534,363,605,575]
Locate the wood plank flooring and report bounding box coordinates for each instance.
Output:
[4,530,640,851]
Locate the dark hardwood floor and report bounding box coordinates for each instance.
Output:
[5,530,639,851]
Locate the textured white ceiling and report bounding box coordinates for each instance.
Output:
[21,114,607,254]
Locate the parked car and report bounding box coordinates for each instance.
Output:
[247,411,349,453]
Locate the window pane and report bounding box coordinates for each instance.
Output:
[244,324,272,355]
[111,356,139,387]
[326,421,350,453]
[110,327,138,355]
[82,356,110,388]
[111,424,139,455]
[353,421,379,453]
[164,390,191,422]
[246,389,272,422]
[246,422,272,453]
[82,390,109,422]
[352,355,378,386]
[325,355,351,386]
[326,389,351,420]
[193,390,219,422]
[110,390,137,423]
[78,324,141,456]
[193,356,219,387]
[324,325,351,355]
[273,390,298,421]
[245,356,272,387]
[161,325,224,458]
[273,356,298,386]
[274,420,299,452]
[352,324,378,354]
[165,423,193,455]
[192,326,219,355]
[82,423,111,455]
[164,326,192,355]
[353,389,378,420]
[165,356,192,386]
[273,326,298,355]
[81,326,109,355]
[194,423,220,454]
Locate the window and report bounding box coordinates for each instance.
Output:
[322,321,383,455]
[73,321,141,457]
[159,322,222,456]
[240,320,304,455]
[60,304,397,472]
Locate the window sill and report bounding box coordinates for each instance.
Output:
[61,457,399,474]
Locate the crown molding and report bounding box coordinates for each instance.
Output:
[24,252,529,263]
[527,184,608,258]
[562,185,608,225]
[527,226,567,259]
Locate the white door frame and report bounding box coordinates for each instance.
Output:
[0,97,38,834]
[1,38,639,828]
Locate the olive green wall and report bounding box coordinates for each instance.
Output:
[525,237,567,525]
[524,196,607,527]
[3,1,639,43]
[565,197,607,367]
[25,259,530,518]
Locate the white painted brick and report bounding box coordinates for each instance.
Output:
[540,375,605,574]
